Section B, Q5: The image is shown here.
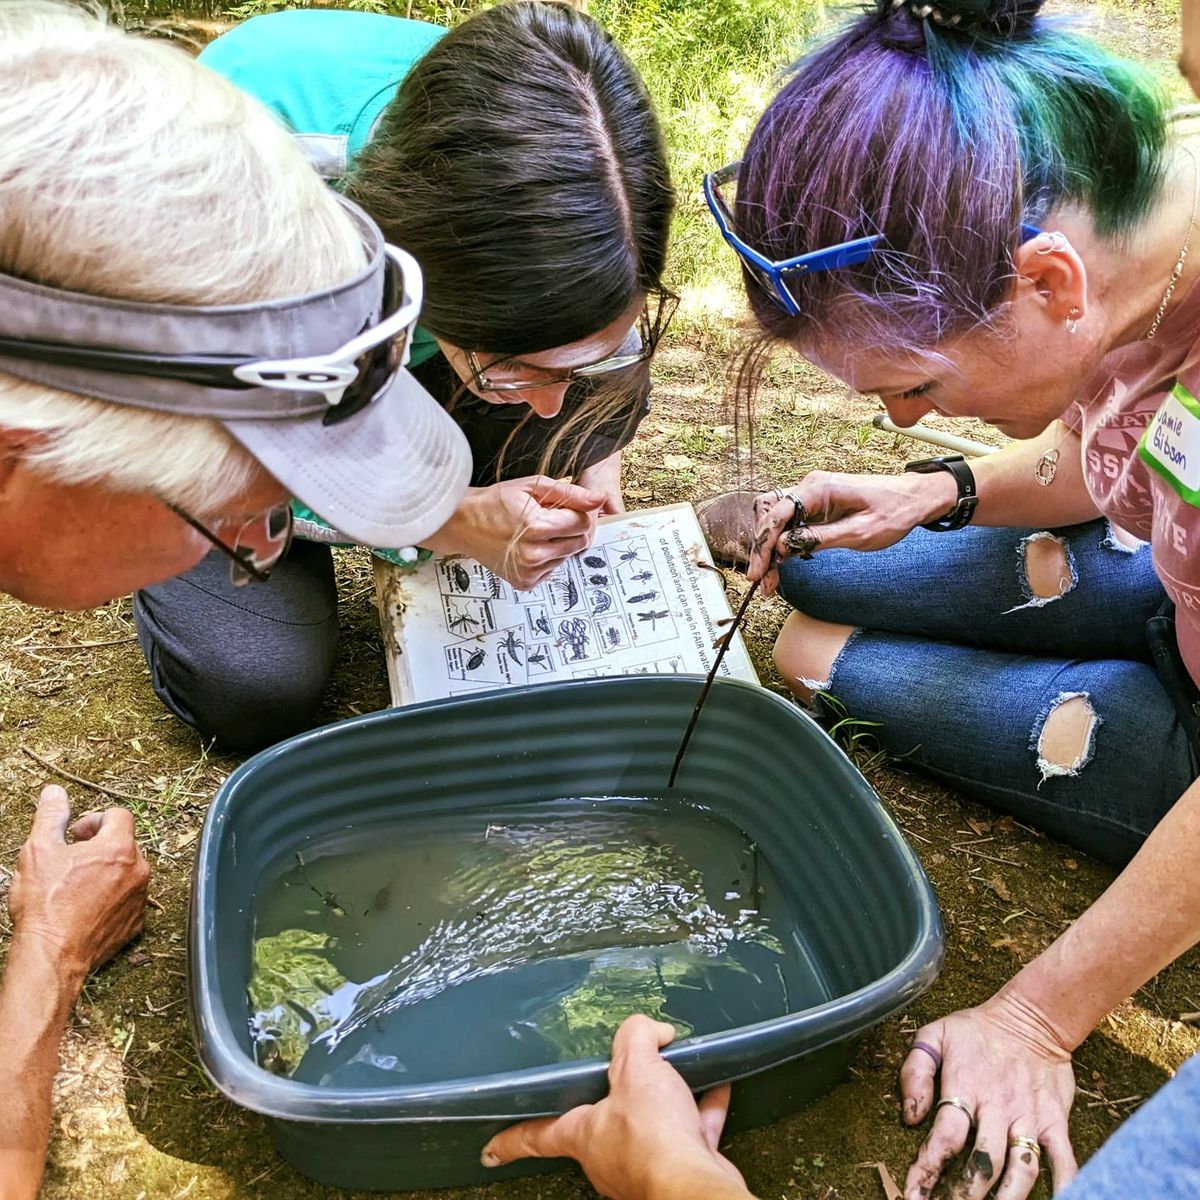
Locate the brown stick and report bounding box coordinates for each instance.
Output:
[668,579,760,788]
[20,745,147,805]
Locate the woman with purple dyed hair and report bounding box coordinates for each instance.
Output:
[696,0,1200,1195]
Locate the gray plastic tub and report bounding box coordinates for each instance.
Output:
[190,676,942,1191]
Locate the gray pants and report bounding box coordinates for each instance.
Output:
[134,540,338,751]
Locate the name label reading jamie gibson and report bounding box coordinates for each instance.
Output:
[1138,382,1200,508]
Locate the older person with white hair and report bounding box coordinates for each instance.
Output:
[0,6,469,1194]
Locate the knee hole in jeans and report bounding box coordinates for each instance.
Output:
[1033,692,1100,784]
[1023,532,1075,599]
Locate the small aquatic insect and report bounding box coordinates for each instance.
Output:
[591,590,613,614]
[451,562,471,593]
[583,554,606,569]
[588,573,610,587]
[626,590,658,604]
[637,609,671,629]
[447,609,481,634]
[630,570,654,583]
[604,625,622,647]
[371,882,392,913]
[465,648,487,671]
[550,577,579,609]
[500,629,524,665]
[527,647,550,668]
[617,545,645,563]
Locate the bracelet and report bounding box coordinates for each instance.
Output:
[903,454,978,532]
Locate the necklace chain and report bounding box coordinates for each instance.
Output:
[1145,148,1200,341]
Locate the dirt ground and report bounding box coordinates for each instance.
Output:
[3,1,1199,1198]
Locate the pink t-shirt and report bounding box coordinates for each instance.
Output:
[1069,279,1200,684]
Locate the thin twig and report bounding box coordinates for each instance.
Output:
[668,579,759,788]
[20,745,147,805]
[17,636,136,652]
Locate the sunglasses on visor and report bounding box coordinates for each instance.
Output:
[703,161,1045,316]
[0,245,423,427]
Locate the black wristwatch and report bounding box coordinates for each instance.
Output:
[903,454,978,531]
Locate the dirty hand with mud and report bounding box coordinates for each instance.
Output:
[480,1015,752,1200]
[899,992,1077,1200]
[746,469,959,594]
[422,474,607,590]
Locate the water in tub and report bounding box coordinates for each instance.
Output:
[247,797,830,1085]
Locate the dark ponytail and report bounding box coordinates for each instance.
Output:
[346,0,674,356]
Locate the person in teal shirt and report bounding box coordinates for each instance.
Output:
[135,1,675,749]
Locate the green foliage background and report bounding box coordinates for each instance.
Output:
[107,0,826,314]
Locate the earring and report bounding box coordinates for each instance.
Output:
[1065,306,1081,335]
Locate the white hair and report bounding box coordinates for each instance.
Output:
[0,3,365,514]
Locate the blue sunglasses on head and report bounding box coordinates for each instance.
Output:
[703,160,1044,316]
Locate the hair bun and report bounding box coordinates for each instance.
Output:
[883,0,1044,38]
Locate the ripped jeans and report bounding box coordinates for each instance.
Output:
[776,520,1198,866]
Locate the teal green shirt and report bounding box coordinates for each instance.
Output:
[202,10,449,561]
[200,9,444,368]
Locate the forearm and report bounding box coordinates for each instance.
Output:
[998,775,1200,1050]
[0,935,84,1200]
[970,422,1100,528]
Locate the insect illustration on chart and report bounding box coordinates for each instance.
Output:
[499,629,524,665]
[603,625,623,649]
[465,648,487,671]
[534,613,551,635]
[527,646,552,671]
[549,577,580,610]
[626,591,658,604]
[583,554,606,569]
[636,609,671,630]
[450,562,472,593]
[587,574,610,587]
[629,570,654,584]
[483,570,504,599]
[558,618,590,662]
[616,545,648,566]
[591,590,613,615]
[446,605,482,635]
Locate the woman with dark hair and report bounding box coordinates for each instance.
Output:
[696,0,1200,1196]
[135,0,675,750]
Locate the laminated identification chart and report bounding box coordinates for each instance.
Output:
[375,504,759,705]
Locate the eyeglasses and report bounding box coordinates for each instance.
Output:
[168,501,294,586]
[464,291,679,393]
[0,246,424,427]
[703,160,1045,316]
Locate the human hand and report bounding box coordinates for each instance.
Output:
[7,786,150,982]
[900,990,1078,1200]
[577,451,626,516]
[424,475,606,589]
[480,1015,749,1200]
[746,470,958,594]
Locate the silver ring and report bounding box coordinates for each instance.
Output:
[935,1095,975,1124]
[782,493,809,528]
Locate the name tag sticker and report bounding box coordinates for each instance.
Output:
[1138,382,1200,508]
